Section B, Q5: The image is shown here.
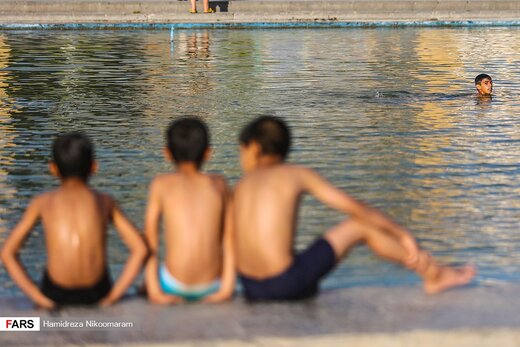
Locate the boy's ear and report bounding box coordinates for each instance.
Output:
[203,147,212,161]
[91,161,99,174]
[163,147,173,162]
[48,162,60,177]
[250,141,262,157]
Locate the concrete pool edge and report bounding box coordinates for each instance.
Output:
[2,20,520,30]
[1,284,520,345]
[2,0,520,27]
[110,329,520,347]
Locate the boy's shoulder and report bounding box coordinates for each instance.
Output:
[252,163,311,177]
[26,188,113,213]
[32,188,65,205]
[207,173,228,194]
[150,172,228,191]
[150,173,177,186]
[149,172,227,191]
[239,164,317,188]
[280,163,308,172]
[27,191,52,210]
[91,189,115,206]
[278,164,319,178]
[207,173,227,183]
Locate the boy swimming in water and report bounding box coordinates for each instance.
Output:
[234,116,475,301]
[475,74,493,96]
[144,117,234,304]
[1,133,147,308]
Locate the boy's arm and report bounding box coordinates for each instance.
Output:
[300,167,419,265]
[99,197,148,306]
[144,179,182,305]
[203,185,236,303]
[0,197,55,309]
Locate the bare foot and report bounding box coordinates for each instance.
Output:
[424,265,476,294]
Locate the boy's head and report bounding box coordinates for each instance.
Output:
[51,132,94,181]
[475,74,492,96]
[239,116,291,171]
[166,117,209,168]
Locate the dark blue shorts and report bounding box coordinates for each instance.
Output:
[239,238,337,301]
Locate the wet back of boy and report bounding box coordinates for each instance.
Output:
[152,172,226,285]
[41,184,110,287]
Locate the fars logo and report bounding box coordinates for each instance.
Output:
[0,317,40,331]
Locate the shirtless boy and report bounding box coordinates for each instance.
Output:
[475,74,493,97]
[144,117,234,304]
[234,116,475,301]
[1,133,147,308]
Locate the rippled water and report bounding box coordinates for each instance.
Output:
[1,27,520,297]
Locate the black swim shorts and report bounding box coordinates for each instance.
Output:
[41,270,112,306]
[239,238,337,301]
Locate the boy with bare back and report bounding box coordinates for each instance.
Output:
[144,117,234,304]
[234,116,475,301]
[1,133,147,308]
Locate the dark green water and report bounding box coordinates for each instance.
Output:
[1,27,520,296]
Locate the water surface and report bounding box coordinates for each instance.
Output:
[1,27,520,296]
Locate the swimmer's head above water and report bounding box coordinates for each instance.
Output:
[475,74,493,96]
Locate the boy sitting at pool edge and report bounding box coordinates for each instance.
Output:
[144,117,235,304]
[475,74,492,97]
[1,133,148,309]
[233,116,475,301]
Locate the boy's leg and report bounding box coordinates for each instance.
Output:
[324,219,407,263]
[189,0,197,12]
[323,219,475,294]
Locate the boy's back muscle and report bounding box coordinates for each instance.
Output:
[234,165,306,278]
[155,172,226,285]
[40,185,110,288]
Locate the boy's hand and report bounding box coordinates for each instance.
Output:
[98,295,117,307]
[149,292,184,305]
[37,296,56,310]
[202,291,232,304]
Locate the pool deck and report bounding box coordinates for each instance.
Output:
[1,284,520,346]
[1,0,520,27]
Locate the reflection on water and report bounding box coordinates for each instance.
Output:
[1,27,520,296]
[0,33,16,235]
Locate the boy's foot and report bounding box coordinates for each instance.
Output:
[189,9,197,13]
[424,265,475,294]
[204,8,215,13]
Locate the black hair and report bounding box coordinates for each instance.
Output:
[52,132,94,181]
[166,117,209,167]
[239,116,291,159]
[475,74,492,85]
